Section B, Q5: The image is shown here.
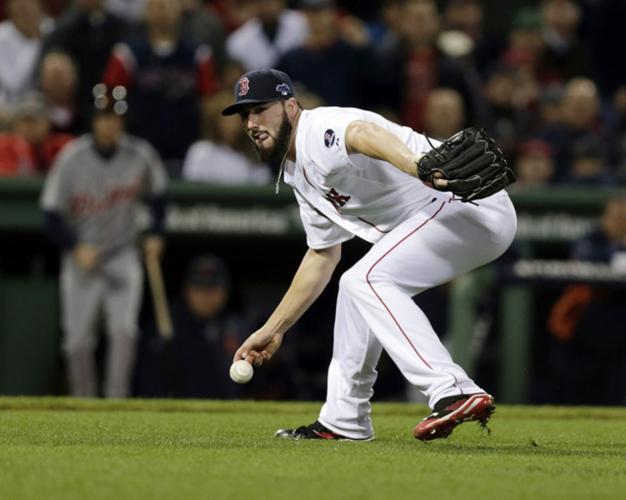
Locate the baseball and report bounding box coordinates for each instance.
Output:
[229,360,254,384]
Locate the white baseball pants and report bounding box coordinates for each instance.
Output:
[318,193,517,439]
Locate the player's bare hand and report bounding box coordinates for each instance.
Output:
[143,235,164,260]
[74,243,100,272]
[234,329,284,367]
[414,155,448,189]
[432,172,448,189]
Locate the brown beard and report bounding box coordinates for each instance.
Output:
[254,111,292,164]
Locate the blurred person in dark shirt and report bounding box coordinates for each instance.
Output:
[536,77,609,180]
[481,64,532,156]
[377,0,481,130]
[423,87,465,140]
[538,0,593,86]
[610,85,626,183]
[136,255,246,399]
[535,85,563,131]
[512,139,555,188]
[573,197,626,265]
[365,0,402,48]
[42,0,133,134]
[103,0,220,175]
[180,0,227,70]
[562,134,615,187]
[441,0,503,74]
[277,0,376,109]
[500,7,543,80]
[546,196,626,405]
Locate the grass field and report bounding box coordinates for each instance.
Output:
[1,398,625,500]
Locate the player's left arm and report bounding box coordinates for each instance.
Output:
[143,194,166,259]
[141,143,169,260]
[234,244,342,366]
[344,120,448,189]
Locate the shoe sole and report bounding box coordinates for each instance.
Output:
[413,393,495,442]
[274,428,375,442]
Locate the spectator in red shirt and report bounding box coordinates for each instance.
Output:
[0,92,73,176]
[103,0,220,175]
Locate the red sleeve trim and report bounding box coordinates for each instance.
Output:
[196,46,220,97]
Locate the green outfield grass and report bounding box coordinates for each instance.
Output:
[0,398,625,500]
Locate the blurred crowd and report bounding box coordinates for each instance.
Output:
[2,0,626,403]
[0,0,625,186]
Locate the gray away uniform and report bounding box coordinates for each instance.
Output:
[40,134,168,397]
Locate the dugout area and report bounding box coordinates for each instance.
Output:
[0,178,622,403]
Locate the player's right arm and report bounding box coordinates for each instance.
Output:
[234,244,341,366]
[344,120,448,189]
[41,211,99,271]
[40,139,100,271]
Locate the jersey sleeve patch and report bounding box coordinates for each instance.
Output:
[306,108,363,176]
[324,129,336,148]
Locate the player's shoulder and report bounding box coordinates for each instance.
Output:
[54,135,90,162]
[303,106,389,132]
[119,134,159,158]
[304,106,366,122]
[46,135,89,175]
[301,106,381,148]
[0,21,12,40]
[301,107,357,136]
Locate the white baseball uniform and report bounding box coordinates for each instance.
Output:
[283,106,517,439]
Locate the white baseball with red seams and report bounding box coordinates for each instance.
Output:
[230,360,254,384]
[282,107,517,440]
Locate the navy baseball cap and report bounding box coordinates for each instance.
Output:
[221,68,296,116]
[298,0,335,9]
[184,255,230,289]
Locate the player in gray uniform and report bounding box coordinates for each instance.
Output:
[40,85,168,398]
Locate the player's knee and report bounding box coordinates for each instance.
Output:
[107,324,138,340]
[339,267,368,297]
[62,334,96,355]
[364,260,399,286]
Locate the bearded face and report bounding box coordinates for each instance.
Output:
[253,110,293,164]
[240,100,296,165]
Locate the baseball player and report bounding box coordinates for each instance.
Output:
[40,84,168,398]
[226,69,517,441]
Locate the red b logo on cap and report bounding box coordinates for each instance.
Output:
[238,77,250,97]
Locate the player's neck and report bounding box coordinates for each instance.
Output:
[274,109,301,195]
[285,109,301,162]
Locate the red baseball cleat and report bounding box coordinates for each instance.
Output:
[413,393,495,441]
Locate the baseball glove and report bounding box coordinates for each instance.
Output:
[417,127,515,202]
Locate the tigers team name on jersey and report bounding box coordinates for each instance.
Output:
[69,179,143,217]
[40,134,168,252]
